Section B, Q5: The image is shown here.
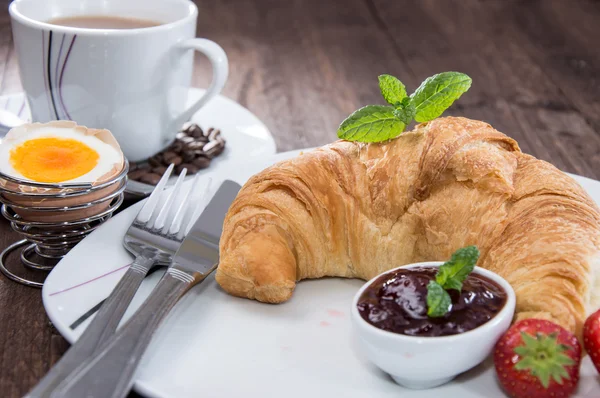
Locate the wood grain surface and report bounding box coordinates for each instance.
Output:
[0,0,598,396]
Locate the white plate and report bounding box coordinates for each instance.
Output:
[42,151,600,398]
[0,89,277,196]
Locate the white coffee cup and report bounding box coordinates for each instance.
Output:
[9,0,228,161]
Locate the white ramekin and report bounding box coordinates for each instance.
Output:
[351,261,516,389]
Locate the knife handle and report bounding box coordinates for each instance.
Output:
[26,256,156,398]
[52,264,205,398]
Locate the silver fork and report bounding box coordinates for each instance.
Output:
[27,164,208,398]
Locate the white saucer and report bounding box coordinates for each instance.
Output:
[41,151,600,398]
[0,89,277,196]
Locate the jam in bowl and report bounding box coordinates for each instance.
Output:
[357,266,507,337]
[351,261,516,389]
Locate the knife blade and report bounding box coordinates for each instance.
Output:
[53,180,242,398]
[173,179,240,275]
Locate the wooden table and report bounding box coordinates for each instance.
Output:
[0,0,598,396]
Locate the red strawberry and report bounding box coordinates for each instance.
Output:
[583,309,600,373]
[494,319,581,398]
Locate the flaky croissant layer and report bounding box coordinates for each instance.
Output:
[216,117,600,338]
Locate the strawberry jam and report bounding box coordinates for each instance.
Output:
[356,267,507,337]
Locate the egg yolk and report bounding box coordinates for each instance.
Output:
[9,137,99,183]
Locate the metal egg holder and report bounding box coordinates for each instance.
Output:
[0,162,128,288]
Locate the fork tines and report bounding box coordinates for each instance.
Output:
[134,165,210,237]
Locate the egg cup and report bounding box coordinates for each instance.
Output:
[0,121,129,287]
[0,163,128,287]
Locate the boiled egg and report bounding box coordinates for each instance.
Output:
[0,121,124,184]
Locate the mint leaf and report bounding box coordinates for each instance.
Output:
[435,246,480,292]
[378,74,407,106]
[337,105,406,143]
[426,280,452,317]
[393,98,416,125]
[410,72,472,122]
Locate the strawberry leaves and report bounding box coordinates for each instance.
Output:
[513,332,575,388]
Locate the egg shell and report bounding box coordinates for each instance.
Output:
[0,121,126,223]
[2,120,124,185]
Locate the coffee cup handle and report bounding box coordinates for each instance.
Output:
[173,38,229,128]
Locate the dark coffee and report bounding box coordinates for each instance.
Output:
[47,15,161,29]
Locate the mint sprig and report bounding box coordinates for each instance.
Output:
[426,246,480,318]
[337,72,472,143]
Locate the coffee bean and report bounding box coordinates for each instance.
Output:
[140,173,162,185]
[192,156,211,169]
[152,166,168,175]
[128,169,146,180]
[182,151,195,163]
[170,141,184,152]
[186,135,208,146]
[208,128,221,141]
[179,163,200,174]
[203,140,225,158]
[188,124,205,138]
[163,152,180,165]
[181,122,193,132]
[128,125,224,185]
[212,145,225,158]
[163,151,177,160]
[148,156,162,167]
[202,140,219,153]
[175,164,187,174]
[186,141,204,150]
[180,136,195,145]
[168,156,183,166]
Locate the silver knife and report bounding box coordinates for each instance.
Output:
[53,180,242,398]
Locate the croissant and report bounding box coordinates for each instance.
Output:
[216,116,600,338]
